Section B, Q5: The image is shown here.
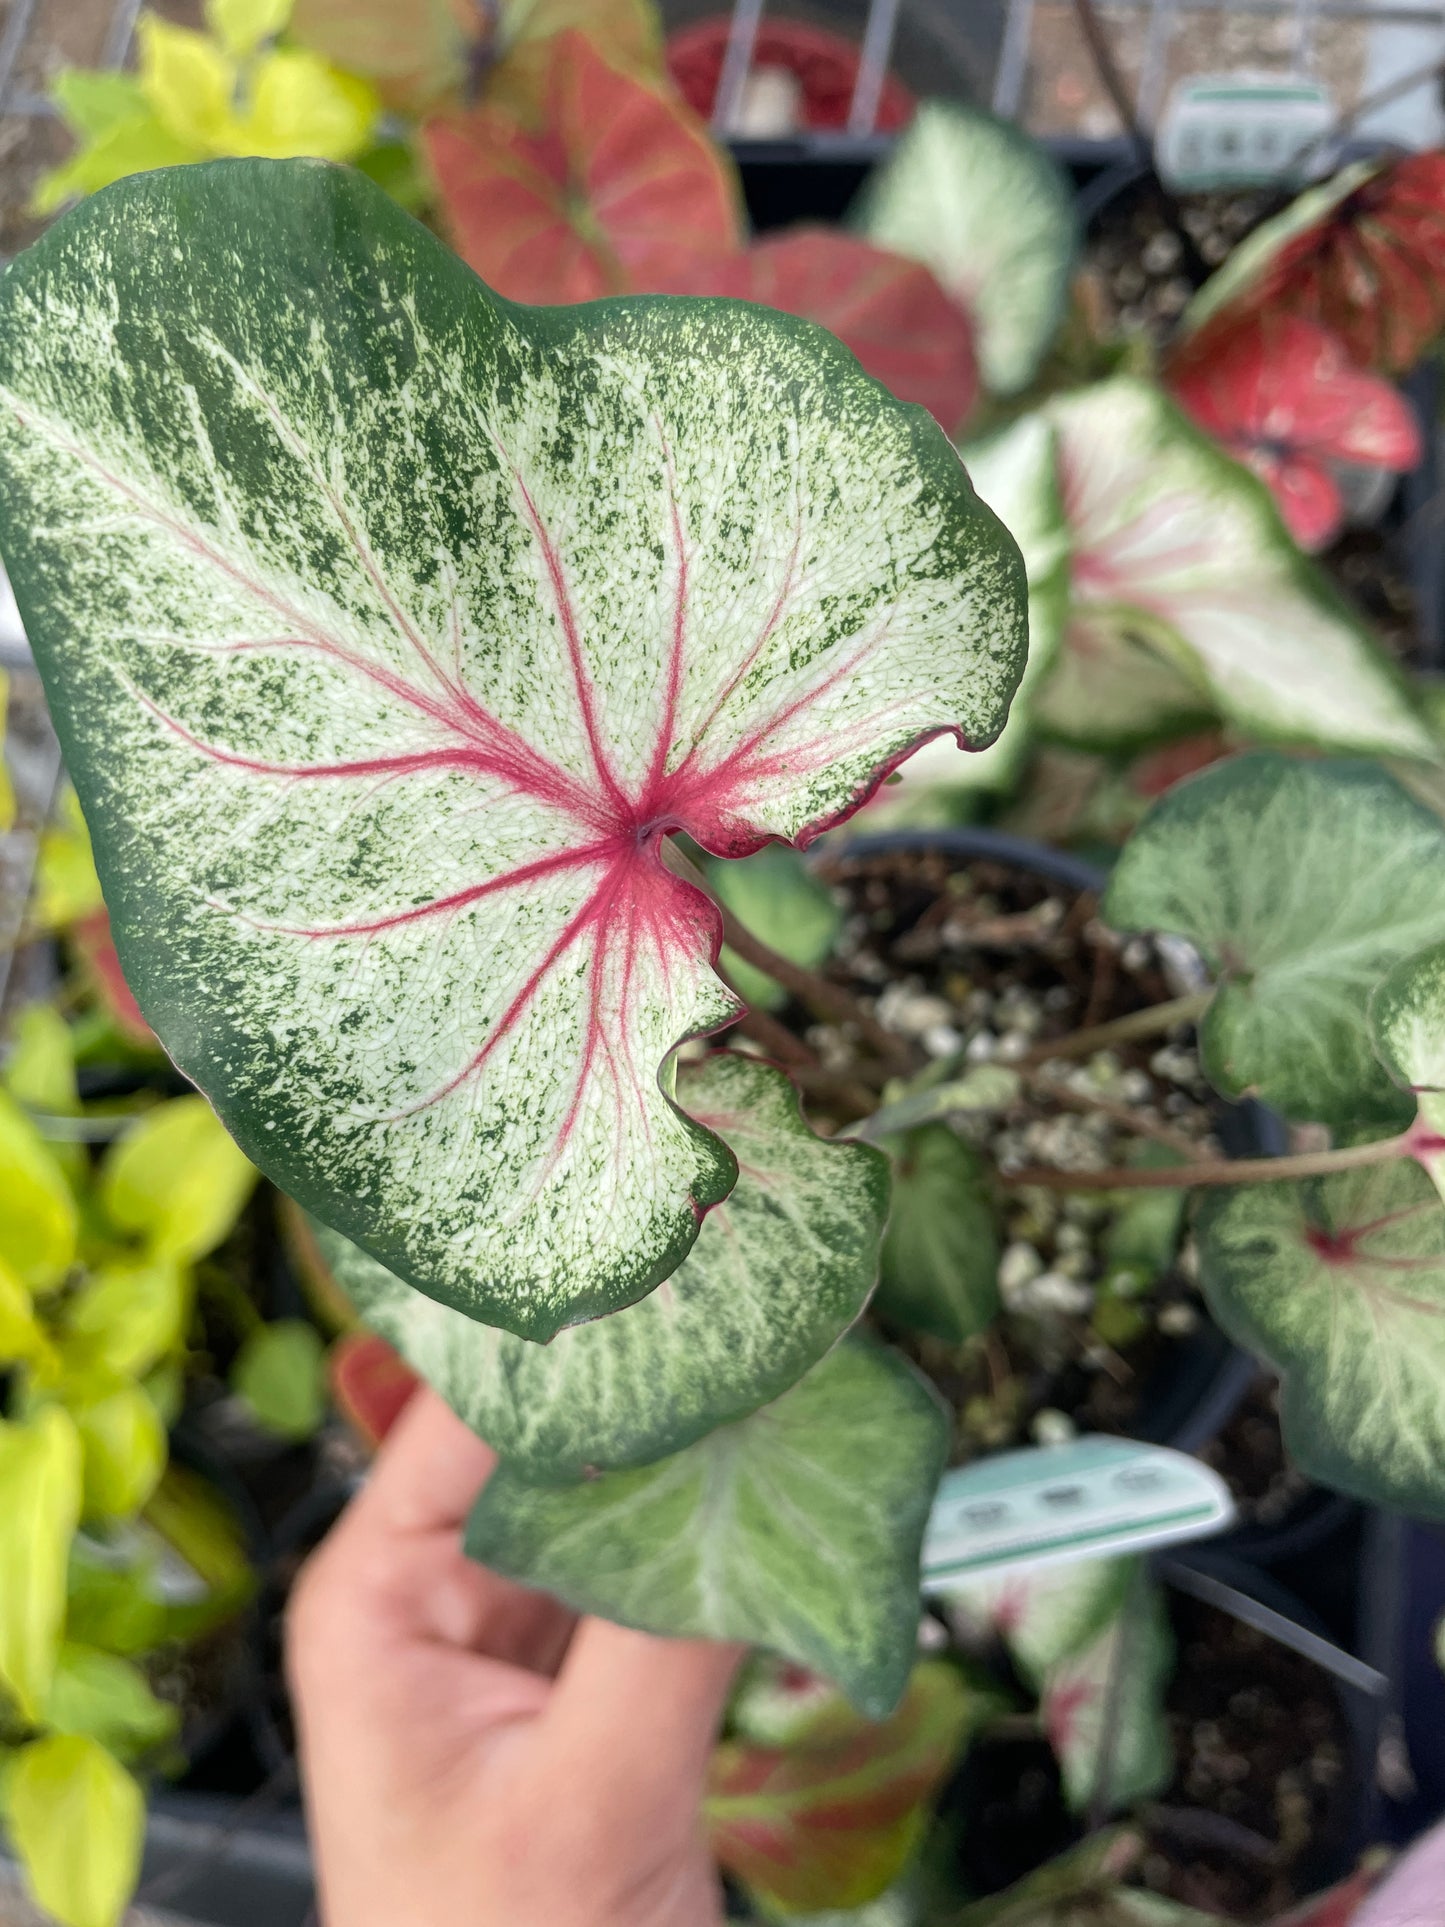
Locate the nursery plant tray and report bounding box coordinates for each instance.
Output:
[922,1435,1235,1584]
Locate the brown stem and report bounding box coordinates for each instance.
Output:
[728,1003,817,1067]
[666,840,919,1076]
[1033,1075,1215,1161]
[1001,1131,1411,1192]
[1018,989,1213,1070]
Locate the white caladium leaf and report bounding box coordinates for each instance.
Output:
[0,161,1026,1342]
[316,1052,889,1480]
[942,1554,1131,1687]
[1036,379,1430,757]
[464,1335,949,1717]
[854,102,1077,397]
[870,413,1069,817]
[1196,1159,1445,1517]
[1105,752,1445,1129]
[1040,1578,1174,1815]
[1370,941,1445,1199]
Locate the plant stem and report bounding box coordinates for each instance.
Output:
[1034,1075,1213,1161]
[1001,1130,1412,1192]
[665,839,919,1075]
[1071,0,1150,163]
[1017,989,1213,1070]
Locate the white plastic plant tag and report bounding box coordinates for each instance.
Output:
[1156,73,1336,191]
[921,1436,1235,1587]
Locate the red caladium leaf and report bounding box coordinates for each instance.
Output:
[329,1331,420,1447]
[424,30,743,304]
[0,161,1024,1341]
[1169,313,1420,550]
[706,1660,975,1912]
[667,17,913,133]
[655,228,978,433]
[1270,1868,1378,1927]
[70,908,155,1046]
[1186,151,1445,375]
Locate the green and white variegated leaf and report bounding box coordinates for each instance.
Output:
[316,1052,889,1481]
[464,1334,948,1717]
[869,413,1068,817]
[1040,1576,1174,1815]
[854,102,1077,397]
[1196,1158,1445,1518]
[876,1125,999,1344]
[0,160,1026,1342]
[1105,752,1445,1129]
[1372,942,1445,1208]
[1038,379,1430,757]
[941,1554,1131,1687]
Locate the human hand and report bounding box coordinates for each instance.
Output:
[287,1389,743,1927]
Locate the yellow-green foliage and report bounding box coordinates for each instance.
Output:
[35,0,379,215]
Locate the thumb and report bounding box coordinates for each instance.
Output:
[540,1616,744,1823]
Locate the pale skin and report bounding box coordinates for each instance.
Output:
[287,1389,743,1927]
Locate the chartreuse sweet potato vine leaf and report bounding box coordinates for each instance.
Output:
[1035,379,1430,757]
[854,101,1076,398]
[1196,1158,1445,1518]
[707,1660,979,1915]
[0,161,1026,1343]
[465,1336,949,1717]
[1105,752,1445,1130]
[318,1053,888,1480]
[6,1732,145,1927]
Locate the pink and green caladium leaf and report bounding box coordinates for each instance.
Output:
[1039,1575,1173,1816]
[1033,379,1430,757]
[942,1553,1132,1687]
[465,1335,949,1717]
[854,101,1077,398]
[707,1660,978,1915]
[1105,752,1445,1130]
[314,1052,889,1481]
[1371,941,1445,1201]
[0,160,1026,1343]
[1195,1157,1445,1517]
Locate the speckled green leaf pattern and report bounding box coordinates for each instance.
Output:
[1040,1577,1173,1815]
[1042,379,1430,757]
[317,1052,890,1480]
[0,159,1026,1342]
[1105,752,1445,1128]
[1370,940,1445,1199]
[1196,1159,1445,1517]
[855,102,1076,397]
[464,1335,949,1717]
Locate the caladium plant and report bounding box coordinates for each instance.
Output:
[1167,312,1421,552]
[0,156,1025,1709]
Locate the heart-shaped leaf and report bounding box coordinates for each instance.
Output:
[1196,1158,1445,1517]
[855,101,1077,397]
[0,161,1025,1341]
[5,1733,144,1927]
[942,1554,1131,1686]
[464,1335,948,1716]
[1039,1578,1173,1815]
[707,1660,977,1914]
[656,229,978,433]
[667,17,914,135]
[1184,152,1445,375]
[291,0,663,117]
[1169,312,1421,551]
[876,1125,999,1344]
[425,31,742,304]
[1105,751,1445,1128]
[1033,380,1429,755]
[318,1052,889,1479]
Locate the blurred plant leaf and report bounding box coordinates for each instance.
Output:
[943,1554,1132,1687]
[948,1830,1223,1924]
[0,1407,83,1720]
[706,845,842,1013]
[232,1319,326,1440]
[63,1258,190,1380]
[205,0,292,58]
[0,1090,78,1290]
[6,1733,144,1927]
[43,1643,178,1762]
[0,1257,57,1373]
[876,1125,999,1344]
[32,789,105,931]
[1039,1575,1173,1814]
[59,1375,168,1521]
[99,1096,256,1263]
[5,1002,79,1117]
[328,1330,420,1448]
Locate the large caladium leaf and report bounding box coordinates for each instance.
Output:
[1040,1580,1173,1815]
[424,32,743,305]
[942,1554,1131,1686]
[1105,752,1445,1129]
[1196,1158,1445,1517]
[707,1660,976,1914]
[855,101,1077,397]
[1035,379,1430,757]
[0,162,1024,1342]
[464,1336,948,1716]
[1168,312,1421,551]
[315,1052,889,1479]
[1184,152,1445,376]
[290,0,663,117]
[656,230,978,433]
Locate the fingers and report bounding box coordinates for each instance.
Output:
[351,1386,499,1539]
[540,1617,744,1823]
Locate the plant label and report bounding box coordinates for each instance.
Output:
[1157,73,1336,191]
[921,1436,1234,1585]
